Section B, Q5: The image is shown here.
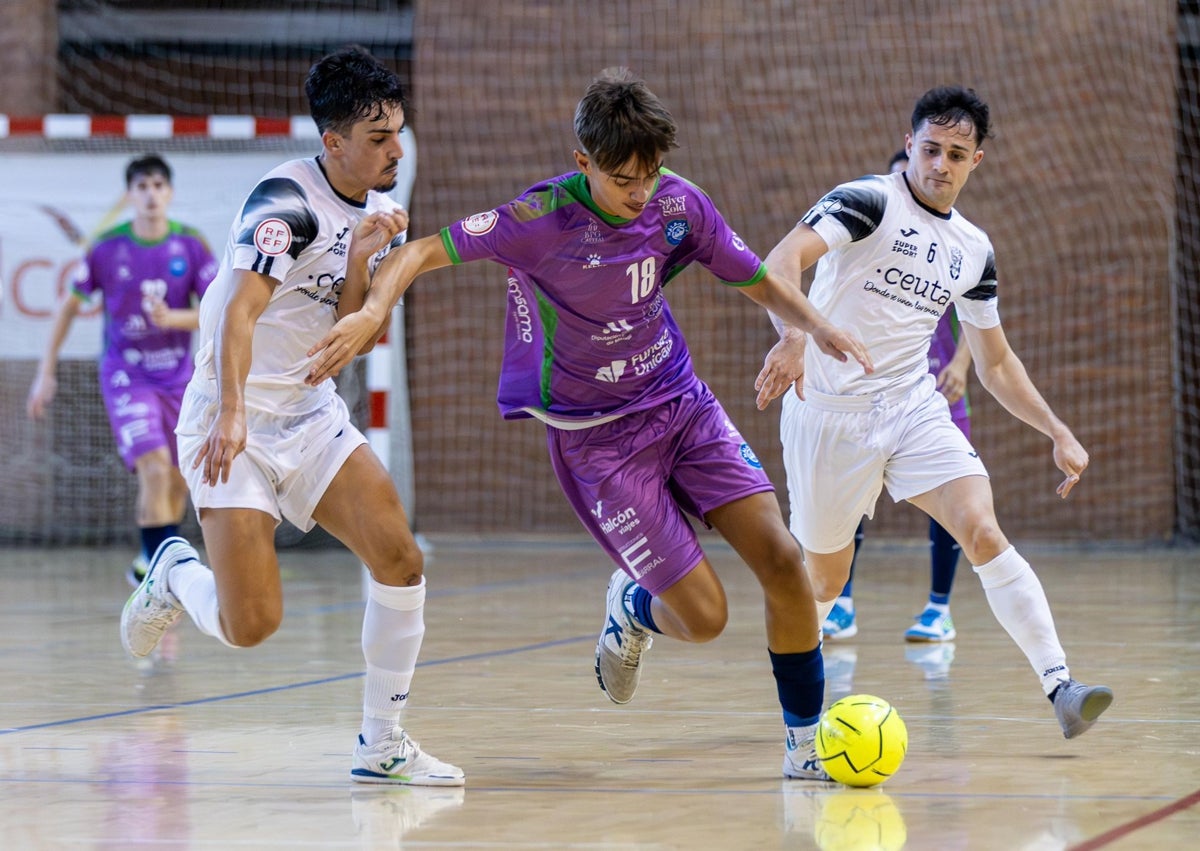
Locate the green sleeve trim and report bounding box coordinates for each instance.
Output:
[721,261,768,288]
[536,289,558,409]
[439,227,463,264]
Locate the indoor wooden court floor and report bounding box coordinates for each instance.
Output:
[0,536,1196,850]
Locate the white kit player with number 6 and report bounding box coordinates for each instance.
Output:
[756,85,1113,739]
[120,46,463,786]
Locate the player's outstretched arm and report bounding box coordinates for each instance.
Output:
[337,209,410,322]
[962,322,1088,498]
[742,268,873,406]
[27,292,84,419]
[305,234,452,385]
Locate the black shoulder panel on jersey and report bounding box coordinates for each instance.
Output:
[236,177,319,261]
[799,178,887,242]
[961,247,998,301]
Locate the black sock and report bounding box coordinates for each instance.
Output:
[140,524,179,560]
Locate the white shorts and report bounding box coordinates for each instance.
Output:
[780,374,988,554]
[177,385,367,532]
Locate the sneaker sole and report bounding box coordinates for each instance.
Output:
[594,649,633,705]
[351,769,466,787]
[904,630,956,643]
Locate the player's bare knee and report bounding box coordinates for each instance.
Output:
[223,606,283,647]
[366,541,424,587]
[683,610,727,643]
[960,522,1007,564]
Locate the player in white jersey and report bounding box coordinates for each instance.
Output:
[756,85,1113,739]
[120,46,463,785]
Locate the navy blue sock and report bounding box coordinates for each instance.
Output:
[928,518,960,603]
[629,585,661,634]
[140,524,178,561]
[838,520,865,598]
[770,646,824,727]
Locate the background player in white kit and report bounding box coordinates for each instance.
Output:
[120,46,463,785]
[756,85,1113,738]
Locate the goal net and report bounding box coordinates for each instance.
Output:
[2,0,1193,545]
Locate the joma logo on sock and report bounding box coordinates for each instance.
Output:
[390,691,410,702]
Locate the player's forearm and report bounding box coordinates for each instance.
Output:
[337,255,371,320]
[159,307,201,330]
[360,235,449,324]
[39,298,82,375]
[979,355,1070,441]
[213,312,255,414]
[749,274,826,337]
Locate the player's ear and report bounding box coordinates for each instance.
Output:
[322,129,344,155]
[573,149,591,174]
[970,148,984,170]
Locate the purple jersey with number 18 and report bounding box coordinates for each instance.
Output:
[440,169,766,429]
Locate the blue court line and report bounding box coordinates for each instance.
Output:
[0,634,591,736]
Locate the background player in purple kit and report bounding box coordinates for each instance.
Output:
[821,148,973,646]
[27,154,217,584]
[306,67,874,779]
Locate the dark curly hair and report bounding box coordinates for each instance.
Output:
[305,45,408,136]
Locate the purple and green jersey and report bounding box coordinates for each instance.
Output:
[73,220,217,386]
[441,169,766,428]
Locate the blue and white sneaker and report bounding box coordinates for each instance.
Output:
[903,604,956,642]
[822,599,857,640]
[352,728,465,786]
[595,569,652,704]
[783,728,831,781]
[120,537,193,659]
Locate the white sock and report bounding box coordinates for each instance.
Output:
[787,722,819,750]
[168,555,237,648]
[973,547,1069,695]
[816,598,837,625]
[361,576,426,744]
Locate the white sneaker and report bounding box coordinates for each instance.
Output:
[594,569,652,704]
[120,537,193,659]
[783,729,832,781]
[351,728,465,786]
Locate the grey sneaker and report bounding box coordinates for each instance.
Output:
[1052,678,1113,739]
[782,729,832,781]
[120,537,193,658]
[594,569,652,704]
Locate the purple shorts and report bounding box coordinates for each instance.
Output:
[948,397,970,440]
[546,383,774,595]
[100,373,186,471]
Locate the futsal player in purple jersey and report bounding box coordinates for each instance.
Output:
[307,68,875,779]
[822,150,974,651]
[28,154,217,584]
[758,86,1111,738]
